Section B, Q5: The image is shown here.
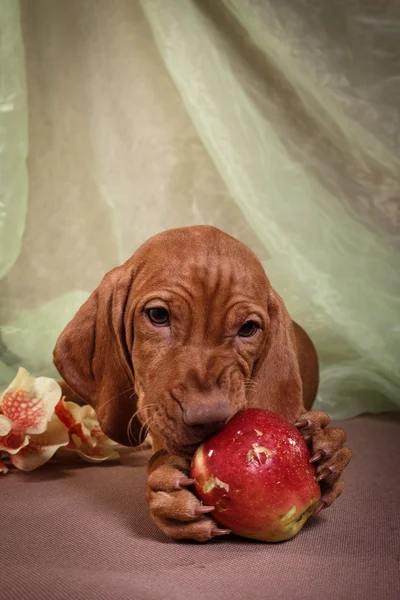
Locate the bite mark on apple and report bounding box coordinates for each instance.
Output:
[246,443,275,465]
[203,474,230,494]
[280,505,297,522]
[279,500,318,535]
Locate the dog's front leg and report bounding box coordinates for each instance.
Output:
[295,410,352,514]
[146,448,231,542]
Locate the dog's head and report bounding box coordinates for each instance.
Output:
[53,226,303,455]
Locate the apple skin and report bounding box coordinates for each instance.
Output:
[190,408,321,542]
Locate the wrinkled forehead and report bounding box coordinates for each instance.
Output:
[129,227,269,304]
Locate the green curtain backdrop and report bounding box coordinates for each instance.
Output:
[0,0,399,420]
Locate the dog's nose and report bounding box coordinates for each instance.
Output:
[182,399,230,436]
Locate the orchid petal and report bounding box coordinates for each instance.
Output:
[75,448,120,463]
[67,430,120,463]
[74,442,120,463]
[78,405,119,447]
[55,399,95,447]
[10,415,70,471]
[0,367,62,435]
[0,414,12,437]
[0,456,9,474]
[0,431,30,454]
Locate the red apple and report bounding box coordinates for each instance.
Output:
[190,408,320,542]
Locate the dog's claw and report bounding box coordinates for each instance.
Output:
[178,477,195,488]
[313,500,327,515]
[294,411,350,517]
[211,528,231,536]
[194,505,215,515]
[309,450,326,463]
[316,468,331,482]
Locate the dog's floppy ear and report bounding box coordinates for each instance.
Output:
[53,266,141,446]
[249,287,304,422]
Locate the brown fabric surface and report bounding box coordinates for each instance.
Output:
[1,414,400,600]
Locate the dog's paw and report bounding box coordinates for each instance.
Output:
[295,410,352,515]
[146,452,231,542]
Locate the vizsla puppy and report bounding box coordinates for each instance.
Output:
[54,226,351,541]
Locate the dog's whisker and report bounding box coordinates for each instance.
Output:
[142,412,164,457]
[99,387,137,410]
[127,413,147,446]
[138,413,154,444]
[144,408,161,440]
[127,413,136,446]
[131,403,155,423]
[126,404,156,447]
[139,415,159,458]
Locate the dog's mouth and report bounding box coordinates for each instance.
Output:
[164,440,202,458]
[180,442,201,457]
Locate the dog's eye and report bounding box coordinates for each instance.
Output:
[238,320,259,338]
[147,307,170,326]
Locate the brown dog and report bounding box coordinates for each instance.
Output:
[54,226,351,541]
